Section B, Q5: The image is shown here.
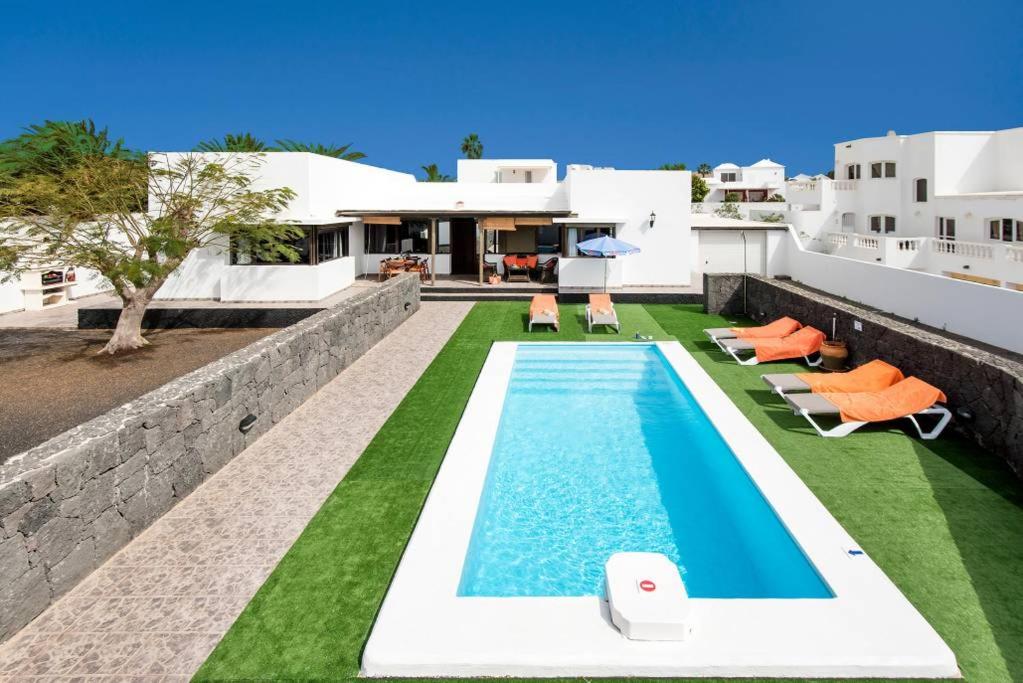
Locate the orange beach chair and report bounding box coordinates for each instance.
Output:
[783,376,952,439]
[761,359,904,398]
[528,294,559,332]
[586,294,619,333]
[720,326,826,367]
[704,316,802,352]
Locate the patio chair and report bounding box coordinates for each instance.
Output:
[783,376,951,439]
[761,359,904,398]
[539,257,558,284]
[720,326,825,367]
[528,294,559,332]
[704,316,802,352]
[586,293,620,333]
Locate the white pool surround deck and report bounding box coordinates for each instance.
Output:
[362,341,959,679]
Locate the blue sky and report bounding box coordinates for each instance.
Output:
[2,0,1020,178]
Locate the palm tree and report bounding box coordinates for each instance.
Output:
[273,140,366,161]
[460,133,483,159]
[194,133,269,152]
[420,163,452,182]
[657,162,687,171]
[697,163,712,176]
[0,119,137,179]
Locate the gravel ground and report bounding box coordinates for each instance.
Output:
[0,327,273,463]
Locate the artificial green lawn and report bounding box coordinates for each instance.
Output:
[195,303,1023,682]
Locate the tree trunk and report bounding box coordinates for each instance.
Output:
[101,291,154,355]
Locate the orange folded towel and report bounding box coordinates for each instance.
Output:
[796,359,904,393]
[820,377,947,423]
[751,326,825,362]
[529,294,559,317]
[589,294,614,316]
[731,316,802,339]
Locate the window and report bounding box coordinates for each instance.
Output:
[937,217,956,240]
[536,226,560,254]
[566,226,615,256]
[524,170,533,183]
[871,162,896,178]
[720,172,737,182]
[914,178,927,202]
[845,163,861,180]
[869,215,896,233]
[989,218,1023,242]
[316,227,349,263]
[365,221,432,253]
[231,229,311,265]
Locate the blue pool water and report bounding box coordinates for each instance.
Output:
[457,344,832,599]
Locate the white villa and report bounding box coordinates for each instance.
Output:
[1,126,1021,352]
[790,127,1023,290]
[704,159,787,203]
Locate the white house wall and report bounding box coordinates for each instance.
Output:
[566,169,690,286]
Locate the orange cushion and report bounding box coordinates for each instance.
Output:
[821,377,946,423]
[731,316,802,339]
[797,359,904,393]
[751,326,825,362]
[589,294,614,315]
[529,295,559,317]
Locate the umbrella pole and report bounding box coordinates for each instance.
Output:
[603,258,608,293]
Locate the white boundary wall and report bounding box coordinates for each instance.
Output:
[780,227,1023,353]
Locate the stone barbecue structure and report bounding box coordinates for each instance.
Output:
[0,274,420,642]
[705,273,1023,479]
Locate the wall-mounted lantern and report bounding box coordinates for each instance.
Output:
[649,211,657,228]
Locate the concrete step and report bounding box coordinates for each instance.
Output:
[422,285,556,294]
[421,292,539,302]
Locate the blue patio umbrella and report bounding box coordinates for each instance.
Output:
[575,235,641,292]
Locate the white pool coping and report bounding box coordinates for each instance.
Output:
[362,342,959,678]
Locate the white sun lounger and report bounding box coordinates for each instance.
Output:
[586,294,620,333]
[783,392,952,439]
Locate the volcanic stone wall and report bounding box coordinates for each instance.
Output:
[0,274,419,641]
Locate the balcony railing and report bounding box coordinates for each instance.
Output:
[832,180,857,191]
[895,237,925,252]
[932,239,994,260]
[1006,244,1023,263]
[853,235,880,250]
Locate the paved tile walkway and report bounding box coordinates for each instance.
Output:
[0,301,473,681]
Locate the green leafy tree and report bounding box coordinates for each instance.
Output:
[697,163,712,176]
[195,132,270,152]
[273,140,366,161]
[420,163,452,182]
[766,193,786,203]
[460,133,483,159]
[657,162,687,171]
[691,174,709,203]
[0,120,140,209]
[1,153,298,354]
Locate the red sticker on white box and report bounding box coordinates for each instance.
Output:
[639,579,656,592]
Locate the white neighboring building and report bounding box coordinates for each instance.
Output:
[705,160,786,203]
[147,153,691,303]
[788,127,1023,290]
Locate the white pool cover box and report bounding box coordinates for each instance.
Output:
[605,552,692,641]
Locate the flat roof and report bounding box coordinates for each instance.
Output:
[336,210,574,218]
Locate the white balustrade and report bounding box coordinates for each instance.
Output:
[853,235,880,250]
[1006,244,1023,263]
[932,239,993,260]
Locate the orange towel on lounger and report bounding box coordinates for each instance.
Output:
[529,295,558,317]
[751,326,825,362]
[820,377,947,423]
[589,294,614,315]
[796,359,904,393]
[731,316,802,339]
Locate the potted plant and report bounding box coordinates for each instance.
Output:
[820,314,849,371]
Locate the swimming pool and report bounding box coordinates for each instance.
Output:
[459,344,831,599]
[364,342,957,678]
